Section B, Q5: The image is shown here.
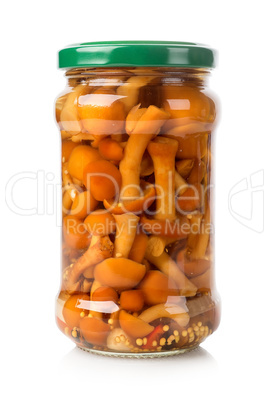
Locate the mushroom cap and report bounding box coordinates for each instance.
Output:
[103,181,155,214]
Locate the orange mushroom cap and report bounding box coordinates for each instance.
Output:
[103,181,155,214]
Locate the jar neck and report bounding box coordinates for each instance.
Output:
[64,67,211,89]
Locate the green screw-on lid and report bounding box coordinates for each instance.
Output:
[58,41,215,69]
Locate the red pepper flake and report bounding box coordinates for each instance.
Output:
[142,324,164,349]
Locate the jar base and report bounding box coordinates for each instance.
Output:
[77,345,198,359]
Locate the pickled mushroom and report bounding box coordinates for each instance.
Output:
[78,88,126,136]
[138,270,179,306]
[138,303,190,328]
[175,159,195,179]
[94,258,146,291]
[103,181,155,214]
[117,75,155,112]
[119,105,169,200]
[113,213,140,258]
[128,231,149,263]
[119,310,154,339]
[64,235,114,290]
[145,248,197,297]
[147,136,178,220]
[60,84,89,135]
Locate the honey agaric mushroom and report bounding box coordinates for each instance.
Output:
[117,76,154,113]
[65,235,114,290]
[62,162,78,214]
[90,280,103,299]
[83,265,94,279]
[128,231,149,263]
[62,265,81,294]
[145,249,197,296]
[138,270,179,305]
[62,294,91,329]
[92,286,119,304]
[138,303,190,328]
[119,310,154,339]
[103,181,155,215]
[190,269,211,292]
[60,85,88,135]
[176,184,201,213]
[61,130,73,140]
[142,136,200,236]
[70,191,98,220]
[71,132,95,143]
[62,141,78,164]
[56,94,67,125]
[63,216,91,250]
[147,136,178,220]
[98,138,124,162]
[94,258,146,291]
[140,214,190,238]
[68,144,102,182]
[146,235,176,257]
[80,278,93,293]
[80,316,111,346]
[174,171,188,196]
[165,122,210,137]
[175,159,195,179]
[120,290,145,312]
[125,104,147,134]
[140,151,154,177]
[189,206,211,260]
[62,190,73,215]
[165,131,209,160]
[78,87,126,137]
[120,105,169,200]
[162,85,214,132]
[187,159,206,184]
[84,209,116,236]
[177,252,210,278]
[113,213,140,258]
[83,159,122,202]
[186,213,203,250]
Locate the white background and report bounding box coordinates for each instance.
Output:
[1,0,268,401]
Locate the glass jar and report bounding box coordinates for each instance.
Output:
[55,41,221,357]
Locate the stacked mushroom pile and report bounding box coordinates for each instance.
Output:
[56,69,217,354]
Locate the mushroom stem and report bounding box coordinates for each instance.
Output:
[128,231,149,263]
[119,105,169,200]
[62,162,78,214]
[138,303,190,328]
[60,84,87,135]
[65,235,114,289]
[174,171,188,196]
[117,76,154,113]
[189,206,211,260]
[113,213,140,258]
[187,159,206,184]
[71,132,95,143]
[147,136,178,220]
[145,249,197,296]
[187,213,203,250]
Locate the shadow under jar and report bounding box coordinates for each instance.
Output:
[55,41,221,357]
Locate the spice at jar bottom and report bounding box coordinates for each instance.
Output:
[55,41,221,357]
